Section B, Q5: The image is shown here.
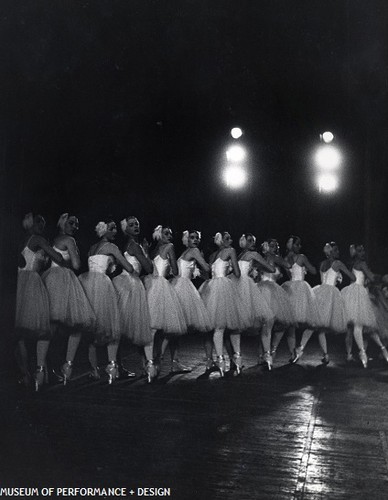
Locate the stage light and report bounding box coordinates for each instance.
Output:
[317,173,339,193]
[315,145,341,170]
[322,131,334,143]
[231,127,243,139]
[223,165,247,189]
[226,145,246,162]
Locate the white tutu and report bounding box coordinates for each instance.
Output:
[113,273,153,345]
[282,280,320,328]
[257,281,295,327]
[341,283,377,329]
[313,284,347,333]
[144,276,187,335]
[171,276,212,332]
[15,270,51,339]
[42,267,95,331]
[79,271,120,343]
[199,277,250,331]
[230,275,273,328]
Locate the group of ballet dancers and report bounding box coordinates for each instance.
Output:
[15,212,388,391]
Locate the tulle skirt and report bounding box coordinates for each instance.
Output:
[282,280,320,328]
[113,273,153,345]
[257,280,295,327]
[79,271,120,344]
[144,276,187,335]
[171,276,212,332]
[341,283,377,329]
[42,266,95,332]
[312,284,347,333]
[199,277,250,331]
[230,275,274,328]
[15,270,51,339]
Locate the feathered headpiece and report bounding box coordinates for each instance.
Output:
[214,232,223,247]
[95,221,108,238]
[239,234,247,249]
[152,225,163,241]
[182,230,189,247]
[22,212,34,231]
[261,241,270,254]
[57,213,69,232]
[120,218,127,233]
[323,242,333,257]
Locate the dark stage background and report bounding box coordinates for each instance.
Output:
[1,1,388,365]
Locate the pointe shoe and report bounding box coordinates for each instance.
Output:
[145,360,157,383]
[60,361,73,386]
[170,359,192,373]
[321,354,330,365]
[233,353,243,375]
[292,346,304,364]
[270,347,277,362]
[380,346,388,364]
[359,349,368,369]
[346,352,355,363]
[105,361,119,384]
[216,355,225,377]
[34,366,46,392]
[205,357,215,371]
[263,351,273,371]
[88,366,100,380]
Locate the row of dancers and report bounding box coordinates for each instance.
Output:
[15,212,388,391]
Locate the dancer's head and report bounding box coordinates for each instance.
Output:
[23,213,46,235]
[121,216,140,237]
[153,225,173,244]
[350,243,365,261]
[323,241,339,259]
[286,235,301,254]
[214,231,232,248]
[262,238,279,256]
[182,230,201,248]
[239,233,256,250]
[95,218,117,241]
[57,213,79,236]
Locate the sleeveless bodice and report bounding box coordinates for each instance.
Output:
[238,260,251,277]
[153,255,170,278]
[88,254,112,274]
[122,252,141,275]
[321,267,340,286]
[290,262,306,281]
[19,246,46,272]
[353,268,365,286]
[178,258,196,279]
[51,246,70,267]
[261,266,282,282]
[212,258,230,278]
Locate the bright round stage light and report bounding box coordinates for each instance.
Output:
[223,165,247,189]
[317,173,339,193]
[226,145,246,162]
[322,131,334,143]
[231,127,243,139]
[315,145,341,170]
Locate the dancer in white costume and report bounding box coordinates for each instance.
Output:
[114,216,156,383]
[281,236,321,363]
[199,231,249,376]
[293,242,355,364]
[257,238,295,363]
[341,244,387,368]
[172,230,212,332]
[235,234,275,370]
[144,225,187,375]
[78,219,135,384]
[15,213,64,390]
[43,213,95,385]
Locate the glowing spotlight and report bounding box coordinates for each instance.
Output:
[315,145,341,170]
[223,165,247,189]
[317,173,339,193]
[322,131,334,143]
[226,145,246,162]
[231,127,243,139]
